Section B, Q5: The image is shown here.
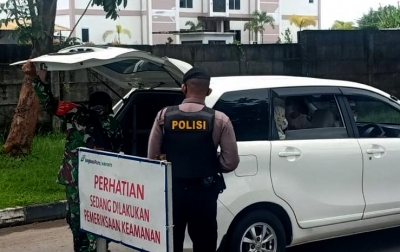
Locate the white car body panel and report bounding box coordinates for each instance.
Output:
[15,46,400,250]
[271,139,365,228]
[290,212,400,246]
[359,138,400,219]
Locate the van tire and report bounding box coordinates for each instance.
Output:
[229,210,286,252]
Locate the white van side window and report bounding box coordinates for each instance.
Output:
[274,94,348,140]
[213,89,270,141]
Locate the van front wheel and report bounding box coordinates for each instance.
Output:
[229,210,286,252]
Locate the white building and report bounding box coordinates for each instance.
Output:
[56,0,320,45]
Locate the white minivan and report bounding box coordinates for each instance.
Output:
[14,46,400,252]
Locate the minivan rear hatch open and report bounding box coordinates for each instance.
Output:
[11,46,192,156]
[11,45,192,89]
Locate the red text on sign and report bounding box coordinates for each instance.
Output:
[83,209,161,245]
[94,175,145,200]
[90,195,150,222]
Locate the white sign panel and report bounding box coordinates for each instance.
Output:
[78,148,173,252]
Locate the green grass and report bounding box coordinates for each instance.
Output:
[0,133,66,209]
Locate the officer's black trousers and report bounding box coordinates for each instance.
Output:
[172,178,218,252]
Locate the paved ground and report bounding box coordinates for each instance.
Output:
[287,227,400,252]
[0,220,136,252]
[1,220,400,252]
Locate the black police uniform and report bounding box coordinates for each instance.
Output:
[161,68,222,252]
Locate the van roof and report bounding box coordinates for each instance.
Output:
[209,75,390,98]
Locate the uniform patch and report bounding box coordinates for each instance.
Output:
[56,101,79,116]
[171,120,208,130]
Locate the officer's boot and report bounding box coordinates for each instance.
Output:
[73,233,93,252]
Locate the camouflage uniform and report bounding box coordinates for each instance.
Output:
[32,76,123,252]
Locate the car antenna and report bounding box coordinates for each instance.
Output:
[87,68,124,101]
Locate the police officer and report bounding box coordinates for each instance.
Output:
[148,67,240,252]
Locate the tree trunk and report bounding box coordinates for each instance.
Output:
[248,30,251,44]
[3,75,40,155]
[2,0,58,156]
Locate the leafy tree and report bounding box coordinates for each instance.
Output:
[185,21,205,31]
[357,8,380,29]
[276,28,292,44]
[358,4,400,29]
[282,28,293,43]
[0,0,128,156]
[103,24,131,44]
[289,15,317,31]
[166,37,173,44]
[331,20,355,30]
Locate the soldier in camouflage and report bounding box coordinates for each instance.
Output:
[22,60,124,252]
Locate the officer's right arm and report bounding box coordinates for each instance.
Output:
[148,110,165,160]
[22,60,78,118]
[218,118,240,172]
[32,76,79,118]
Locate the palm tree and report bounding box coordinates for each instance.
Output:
[331,20,355,30]
[244,11,275,44]
[102,25,132,44]
[244,19,257,43]
[289,15,317,31]
[185,21,205,31]
[253,10,275,44]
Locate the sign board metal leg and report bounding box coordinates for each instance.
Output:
[96,238,107,252]
[166,163,174,252]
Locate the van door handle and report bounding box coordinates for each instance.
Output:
[366,148,385,154]
[278,151,301,157]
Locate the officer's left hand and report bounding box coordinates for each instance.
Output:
[158,154,167,161]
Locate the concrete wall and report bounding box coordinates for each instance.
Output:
[57,0,70,10]
[180,33,235,44]
[1,30,400,128]
[0,30,18,44]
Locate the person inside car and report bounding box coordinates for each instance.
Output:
[285,96,312,130]
[273,98,288,139]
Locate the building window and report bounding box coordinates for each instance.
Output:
[309,0,314,3]
[229,0,240,10]
[233,30,241,42]
[213,0,226,13]
[180,0,193,8]
[209,40,226,45]
[81,28,89,42]
[181,41,203,44]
